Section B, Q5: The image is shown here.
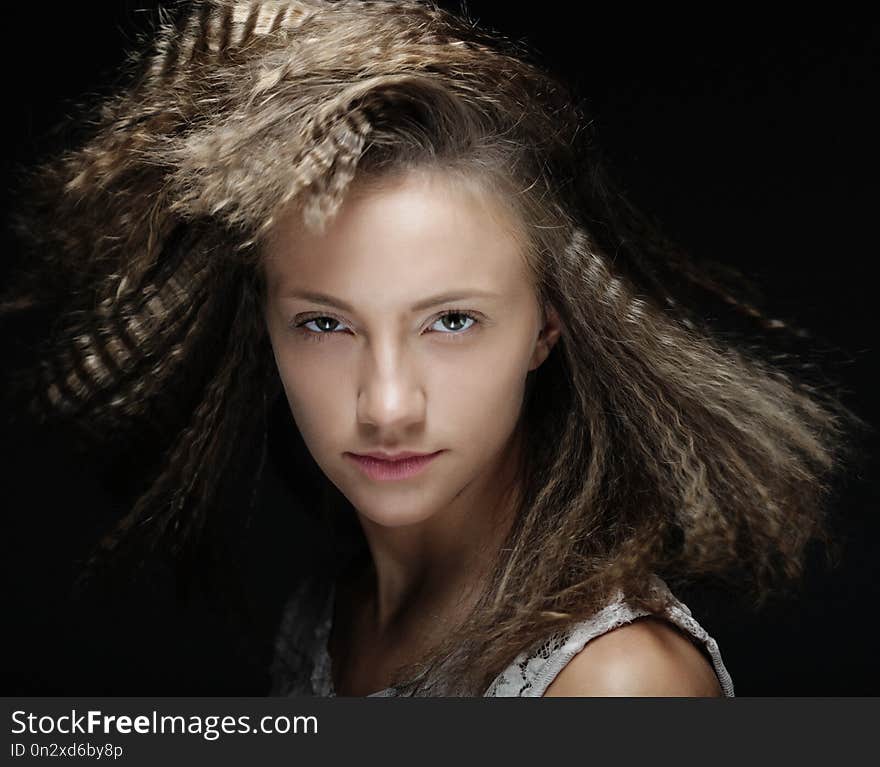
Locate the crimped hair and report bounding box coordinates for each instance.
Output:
[1,0,868,695]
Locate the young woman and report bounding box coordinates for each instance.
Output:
[2,0,862,697]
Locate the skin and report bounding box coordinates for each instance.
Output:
[262,167,562,693]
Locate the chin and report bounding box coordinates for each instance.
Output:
[363,513,434,529]
[346,493,440,528]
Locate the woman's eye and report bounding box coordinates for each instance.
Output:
[430,311,477,335]
[299,316,346,334]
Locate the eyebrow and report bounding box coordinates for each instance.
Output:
[279,289,502,312]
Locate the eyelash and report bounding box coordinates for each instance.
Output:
[290,309,481,343]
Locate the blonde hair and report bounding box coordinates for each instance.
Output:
[2,0,867,695]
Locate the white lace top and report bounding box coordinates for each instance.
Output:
[269,571,735,697]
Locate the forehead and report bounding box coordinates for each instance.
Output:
[263,170,532,299]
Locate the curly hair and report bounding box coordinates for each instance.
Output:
[1,0,868,695]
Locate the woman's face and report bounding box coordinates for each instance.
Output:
[262,168,560,529]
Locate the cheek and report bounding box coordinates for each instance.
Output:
[270,341,352,444]
[429,337,530,437]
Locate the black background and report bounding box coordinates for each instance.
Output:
[1,2,877,695]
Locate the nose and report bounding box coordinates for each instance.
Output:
[356,341,426,435]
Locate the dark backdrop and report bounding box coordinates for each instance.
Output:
[1,2,877,695]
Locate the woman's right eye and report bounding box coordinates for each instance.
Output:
[299,316,345,333]
[290,314,350,342]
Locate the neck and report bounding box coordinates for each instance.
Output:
[353,424,526,639]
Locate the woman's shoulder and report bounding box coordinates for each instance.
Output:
[541,614,723,697]
[484,575,735,698]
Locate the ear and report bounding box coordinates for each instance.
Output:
[528,302,563,372]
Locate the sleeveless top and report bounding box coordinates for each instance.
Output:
[269,571,736,697]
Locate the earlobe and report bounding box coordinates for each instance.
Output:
[542,303,563,350]
[529,303,563,371]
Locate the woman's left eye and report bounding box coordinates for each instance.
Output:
[430,311,478,335]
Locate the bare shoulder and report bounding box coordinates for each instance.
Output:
[542,615,723,697]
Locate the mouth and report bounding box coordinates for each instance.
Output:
[344,450,445,481]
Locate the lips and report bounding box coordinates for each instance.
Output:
[345,450,444,481]
[355,450,436,461]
